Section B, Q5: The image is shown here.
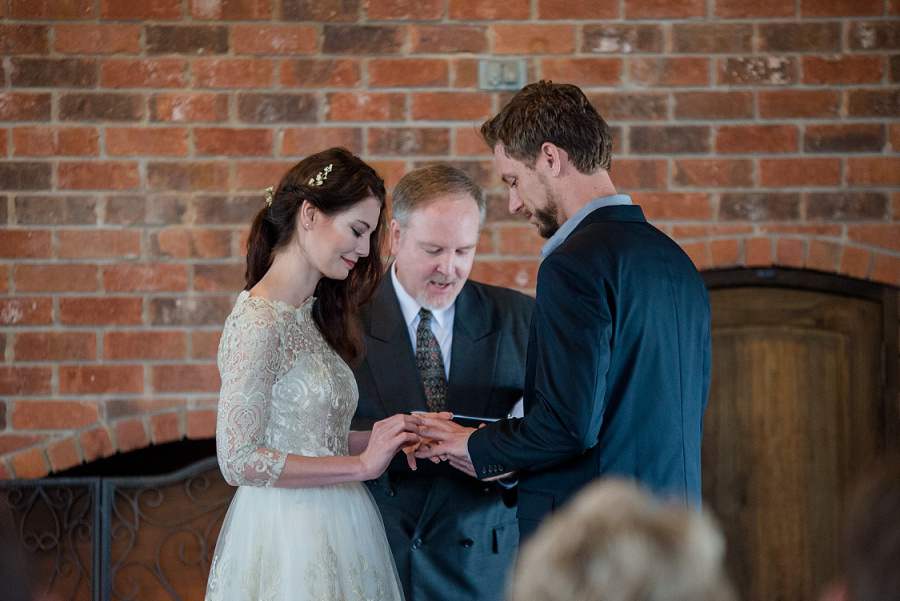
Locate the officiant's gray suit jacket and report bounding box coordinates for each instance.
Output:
[351,276,533,601]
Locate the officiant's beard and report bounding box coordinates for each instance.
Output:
[417,275,461,311]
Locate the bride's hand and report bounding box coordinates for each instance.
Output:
[359,414,423,480]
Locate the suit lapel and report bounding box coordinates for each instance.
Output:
[448,283,499,418]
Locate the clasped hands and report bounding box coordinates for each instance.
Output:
[401,412,480,479]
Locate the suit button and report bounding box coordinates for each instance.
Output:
[461,539,474,548]
[412,538,423,549]
[385,489,396,497]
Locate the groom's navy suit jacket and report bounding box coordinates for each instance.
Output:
[468,204,712,539]
[351,276,533,601]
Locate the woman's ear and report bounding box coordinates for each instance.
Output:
[300,199,316,229]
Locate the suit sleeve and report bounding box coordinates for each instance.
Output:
[469,251,611,475]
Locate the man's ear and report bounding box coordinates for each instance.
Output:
[389,219,402,256]
[539,142,563,177]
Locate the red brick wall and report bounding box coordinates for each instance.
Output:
[1,0,898,478]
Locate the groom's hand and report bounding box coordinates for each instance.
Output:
[415,416,477,478]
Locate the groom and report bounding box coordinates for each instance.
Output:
[351,164,533,601]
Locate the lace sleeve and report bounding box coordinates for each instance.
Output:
[215,299,288,487]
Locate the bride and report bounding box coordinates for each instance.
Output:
[205,148,428,601]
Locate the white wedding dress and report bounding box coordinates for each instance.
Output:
[204,292,404,601]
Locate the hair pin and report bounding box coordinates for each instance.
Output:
[308,164,333,187]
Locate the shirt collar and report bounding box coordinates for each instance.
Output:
[390,263,453,330]
[541,194,633,258]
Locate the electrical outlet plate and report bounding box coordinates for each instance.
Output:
[478,59,527,90]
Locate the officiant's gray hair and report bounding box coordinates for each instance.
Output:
[391,164,486,229]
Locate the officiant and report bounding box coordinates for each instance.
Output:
[351,164,533,601]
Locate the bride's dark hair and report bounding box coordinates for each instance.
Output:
[244,147,387,364]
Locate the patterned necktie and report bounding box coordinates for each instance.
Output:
[416,308,448,412]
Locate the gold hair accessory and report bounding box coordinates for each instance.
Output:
[264,186,274,207]
[308,164,333,187]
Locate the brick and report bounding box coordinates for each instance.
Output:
[0,93,51,121]
[152,93,229,122]
[280,58,360,87]
[497,226,543,255]
[11,0,93,18]
[0,434,49,456]
[186,409,217,439]
[366,160,406,190]
[806,191,889,220]
[412,92,492,121]
[847,90,900,118]
[0,25,50,53]
[150,227,233,259]
[758,90,840,118]
[678,242,710,270]
[282,0,360,20]
[891,56,900,83]
[716,125,798,154]
[191,330,223,359]
[151,412,184,445]
[628,57,709,87]
[146,25,228,55]
[871,254,900,286]
[193,58,275,88]
[410,25,488,53]
[57,229,141,259]
[80,427,114,463]
[774,238,806,268]
[59,365,143,394]
[720,57,797,85]
[55,23,140,54]
[625,0,704,18]
[58,161,139,190]
[847,157,900,186]
[891,123,900,151]
[13,127,99,157]
[195,263,244,292]
[638,192,714,221]
[100,0,181,19]
[14,196,98,225]
[838,245,873,279]
[720,192,801,221]
[494,25,575,55]
[448,0,529,19]
[13,401,98,429]
[281,127,363,156]
[760,158,841,187]
[195,128,274,156]
[369,127,450,155]
[804,124,885,153]
[758,224,841,236]
[800,0,881,16]
[114,418,149,453]
[191,0,270,19]
[803,55,883,85]
[0,162,51,190]
[147,162,231,191]
[235,161,297,190]
[103,263,188,292]
[541,57,622,86]
[0,298,53,325]
[536,0,614,18]
[0,230,51,258]
[100,58,186,88]
[454,126,490,156]
[714,0,793,17]
[104,330,186,360]
[369,59,449,87]
[709,239,741,268]
[0,463,10,480]
[152,364,220,393]
[59,92,144,122]
[672,23,752,53]
[322,25,404,54]
[107,398,185,420]
[674,91,752,119]
[0,367,52,395]
[758,22,841,52]
[366,0,442,19]
[848,225,900,252]
[46,438,82,472]
[612,159,667,190]
[10,448,49,479]
[11,58,95,87]
[59,297,142,325]
[194,195,259,224]
[151,296,234,326]
[14,332,96,361]
[237,93,317,124]
[106,126,188,157]
[14,264,98,293]
[850,21,900,51]
[106,195,188,226]
[453,58,486,88]
[743,237,773,267]
[582,24,664,54]
[673,159,754,188]
[328,92,406,121]
[233,24,317,55]
[589,92,668,121]
[630,126,710,154]
[469,260,539,290]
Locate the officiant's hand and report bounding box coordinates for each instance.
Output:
[415,416,478,478]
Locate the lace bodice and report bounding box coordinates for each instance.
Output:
[215,291,359,487]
